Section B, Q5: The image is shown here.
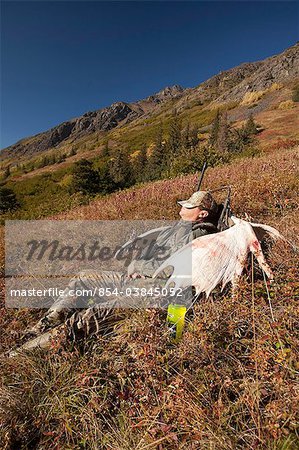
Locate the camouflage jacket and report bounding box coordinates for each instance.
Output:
[127,220,217,277]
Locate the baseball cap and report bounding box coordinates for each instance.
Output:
[177,191,218,212]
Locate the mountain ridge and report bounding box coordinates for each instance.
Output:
[1,42,298,160]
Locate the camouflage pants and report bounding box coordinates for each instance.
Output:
[36,269,172,330]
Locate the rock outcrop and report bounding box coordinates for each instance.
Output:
[145,85,185,103]
[214,42,299,102]
[1,102,143,158]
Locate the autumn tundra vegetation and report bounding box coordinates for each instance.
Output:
[0,47,299,448]
[0,140,298,448]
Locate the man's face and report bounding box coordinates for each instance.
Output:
[179,206,209,222]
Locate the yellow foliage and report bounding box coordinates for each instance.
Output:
[146,143,155,157]
[130,150,140,160]
[241,90,267,106]
[241,84,282,107]
[198,132,208,141]
[277,100,296,110]
[58,174,73,188]
[209,102,228,110]
[269,82,283,92]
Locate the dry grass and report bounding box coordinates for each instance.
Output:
[0,147,298,449]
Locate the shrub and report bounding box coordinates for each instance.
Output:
[168,145,231,177]
[241,90,267,106]
[0,187,20,212]
[238,146,262,158]
[2,166,10,179]
[292,84,299,102]
[269,82,282,92]
[277,100,296,110]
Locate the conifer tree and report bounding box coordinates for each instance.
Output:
[190,125,199,149]
[98,163,115,194]
[292,84,299,102]
[209,111,232,153]
[144,123,163,178]
[134,145,148,182]
[168,110,182,157]
[217,112,230,152]
[48,154,56,165]
[182,121,190,150]
[109,150,133,188]
[244,114,258,135]
[38,156,50,168]
[0,187,19,212]
[148,124,165,179]
[209,110,221,147]
[70,159,100,195]
[102,140,110,157]
[3,165,10,179]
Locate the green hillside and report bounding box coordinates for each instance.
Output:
[1,81,299,224]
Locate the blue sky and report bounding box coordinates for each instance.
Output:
[1,1,298,149]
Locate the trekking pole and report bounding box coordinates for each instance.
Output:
[197,161,207,191]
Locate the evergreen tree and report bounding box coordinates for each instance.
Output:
[189,125,199,149]
[38,156,49,168]
[244,114,258,135]
[209,110,221,147]
[3,166,10,179]
[134,145,148,182]
[154,122,163,152]
[208,111,232,153]
[146,123,166,180]
[98,163,115,194]
[292,84,299,102]
[0,187,19,213]
[217,112,230,152]
[227,115,258,153]
[148,125,166,180]
[48,154,56,165]
[109,150,133,189]
[70,159,100,195]
[56,153,66,164]
[147,146,164,180]
[102,140,110,157]
[168,110,182,157]
[182,121,190,150]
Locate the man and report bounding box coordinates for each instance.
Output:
[29,191,218,335]
[127,190,218,278]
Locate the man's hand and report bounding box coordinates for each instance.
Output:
[128,272,146,279]
[127,261,146,279]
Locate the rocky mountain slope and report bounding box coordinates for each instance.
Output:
[184,42,299,105]
[1,42,298,161]
[0,86,185,160]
